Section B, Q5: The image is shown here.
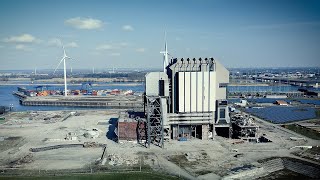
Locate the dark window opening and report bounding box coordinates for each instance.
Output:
[220,108,226,119]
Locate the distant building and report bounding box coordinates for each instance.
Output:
[275,100,288,106]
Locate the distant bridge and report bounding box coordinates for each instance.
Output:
[254,77,319,87]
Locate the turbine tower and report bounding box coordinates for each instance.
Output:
[160,31,169,73]
[54,44,71,97]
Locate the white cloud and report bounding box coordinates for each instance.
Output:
[65,42,78,48]
[4,34,38,43]
[122,25,134,31]
[95,42,130,55]
[96,44,114,50]
[47,38,78,48]
[16,44,25,49]
[136,48,145,53]
[65,17,103,30]
[110,53,120,56]
[119,42,128,47]
[96,42,128,51]
[15,44,32,51]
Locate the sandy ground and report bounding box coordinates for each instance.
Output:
[0,110,319,180]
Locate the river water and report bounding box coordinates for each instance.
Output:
[1,82,317,112]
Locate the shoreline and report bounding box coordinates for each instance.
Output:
[0,83,143,86]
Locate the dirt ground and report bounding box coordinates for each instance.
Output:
[0,110,319,180]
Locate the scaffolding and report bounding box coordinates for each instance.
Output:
[146,96,164,148]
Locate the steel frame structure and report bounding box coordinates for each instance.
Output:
[146,96,164,148]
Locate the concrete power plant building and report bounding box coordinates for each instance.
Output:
[145,57,230,147]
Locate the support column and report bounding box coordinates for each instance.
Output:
[212,124,215,140]
[202,125,208,140]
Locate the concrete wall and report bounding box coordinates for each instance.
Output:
[118,122,138,141]
[177,71,217,113]
[145,72,169,96]
[214,60,229,100]
[169,59,228,114]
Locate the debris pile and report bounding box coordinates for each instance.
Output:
[107,153,139,166]
[185,151,208,162]
[83,128,101,139]
[231,113,259,140]
[65,132,78,141]
[83,142,102,148]
[231,113,256,126]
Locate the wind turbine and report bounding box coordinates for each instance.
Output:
[160,31,169,73]
[54,44,71,97]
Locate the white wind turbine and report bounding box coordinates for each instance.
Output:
[54,44,71,97]
[160,31,169,73]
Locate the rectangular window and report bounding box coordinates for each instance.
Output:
[219,100,228,106]
[219,83,228,88]
[159,80,165,96]
[219,109,225,119]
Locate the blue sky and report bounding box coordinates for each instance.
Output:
[0,0,319,70]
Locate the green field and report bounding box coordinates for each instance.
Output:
[283,124,320,140]
[316,109,320,118]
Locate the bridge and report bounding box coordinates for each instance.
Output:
[254,77,319,87]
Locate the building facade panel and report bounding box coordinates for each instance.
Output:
[190,72,198,112]
[178,72,185,112]
[185,72,191,112]
[203,71,209,112]
[197,72,203,112]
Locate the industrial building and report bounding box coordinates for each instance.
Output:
[143,57,230,147]
[116,39,231,147]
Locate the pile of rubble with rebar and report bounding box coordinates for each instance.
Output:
[231,113,259,141]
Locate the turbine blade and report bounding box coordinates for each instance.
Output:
[60,40,66,57]
[164,30,167,50]
[164,30,167,43]
[63,45,66,57]
[64,48,67,56]
[53,58,64,74]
